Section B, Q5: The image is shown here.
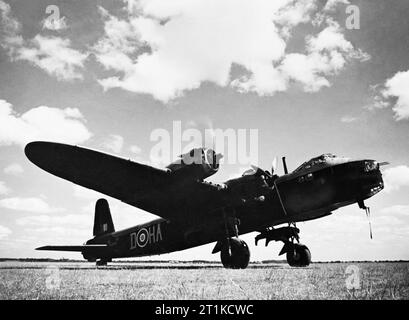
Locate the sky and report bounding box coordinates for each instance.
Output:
[0,0,408,261]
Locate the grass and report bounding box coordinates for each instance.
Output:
[0,261,408,300]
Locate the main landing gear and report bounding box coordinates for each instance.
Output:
[212,215,250,269]
[255,224,311,267]
[219,237,250,269]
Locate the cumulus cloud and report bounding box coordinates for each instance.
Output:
[3,163,24,175]
[0,197,64,213]
[0,99,92,146]
[0,181,10,195]
[382,70,409,120]
[0,225,12,240]
[94,0,368,102]
[366,70,409,120]
[279,19,370,92]
[0,0,23,54]
[102,134,124,153]
[16,35,88,81]
[0,1,87,81]
[383,165,409,193]
[323,0,350,12]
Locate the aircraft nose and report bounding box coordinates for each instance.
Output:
[360,160,384,197]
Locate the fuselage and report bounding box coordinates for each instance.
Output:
[84,156,384,261]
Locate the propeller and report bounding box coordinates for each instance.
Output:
[358,200,373,239]
[365,206,373,239]
[272,157,277,175]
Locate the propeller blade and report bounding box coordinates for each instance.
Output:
[365,207,373,239]
[272,157,277,175]
[212,135,216,168]
[378,161,390,167]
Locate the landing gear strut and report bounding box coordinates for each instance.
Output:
[255,224,311,267]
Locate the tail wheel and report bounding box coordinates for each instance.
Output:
[286,243,311,267]
[220,237,250,269]
[96,259,109,266]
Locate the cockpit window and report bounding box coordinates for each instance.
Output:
[293,154,347,173]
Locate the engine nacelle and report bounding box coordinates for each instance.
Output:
[224,166,272,204]
[166,148,222,181]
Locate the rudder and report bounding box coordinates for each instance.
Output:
[93,198,115,236]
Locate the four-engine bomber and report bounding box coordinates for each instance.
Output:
[25,142,385,268]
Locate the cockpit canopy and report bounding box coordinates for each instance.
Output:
[293,154,350,173]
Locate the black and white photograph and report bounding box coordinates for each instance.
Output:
[0,0,408,305]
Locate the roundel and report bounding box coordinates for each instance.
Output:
[136,228,149,248]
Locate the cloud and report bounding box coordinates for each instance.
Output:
[73,185,105,200]
[16,214,90,228]
[0,0,23,54]
[94,0,368,102]
[383,165,409,193]
[278,19,370,92]
[0,181,10,195]
[92,6,141,74]
[0,99,92,146]
[3,163,23,175]
[102,134,124,153]
[340,115,357,123]
[382,70,409,120]
[0,1,86,81]
[0,225,12,240]
[323,0,350,12]
[80,199,156,230]
[0,197,64,213]
[16,35,88,81]
[381,205,409,216]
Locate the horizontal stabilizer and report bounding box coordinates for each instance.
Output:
[36,244,108,253]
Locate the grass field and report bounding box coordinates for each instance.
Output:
[0,261,408,300]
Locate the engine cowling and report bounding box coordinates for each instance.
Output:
[166,148,223,181]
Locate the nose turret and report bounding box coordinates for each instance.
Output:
[358,160,384,199]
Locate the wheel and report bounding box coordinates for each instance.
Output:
[220,237,250,269]
[96,259,108,266]
[286,243,311,267]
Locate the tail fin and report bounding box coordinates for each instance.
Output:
[93,198,114,237]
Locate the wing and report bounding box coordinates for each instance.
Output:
[25,142,176,218]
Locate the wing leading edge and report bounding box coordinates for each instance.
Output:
[25,141,175,218]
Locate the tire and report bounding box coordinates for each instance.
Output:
[220,237,250,269]
[96,259,108,266]
[286,244,311,267]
